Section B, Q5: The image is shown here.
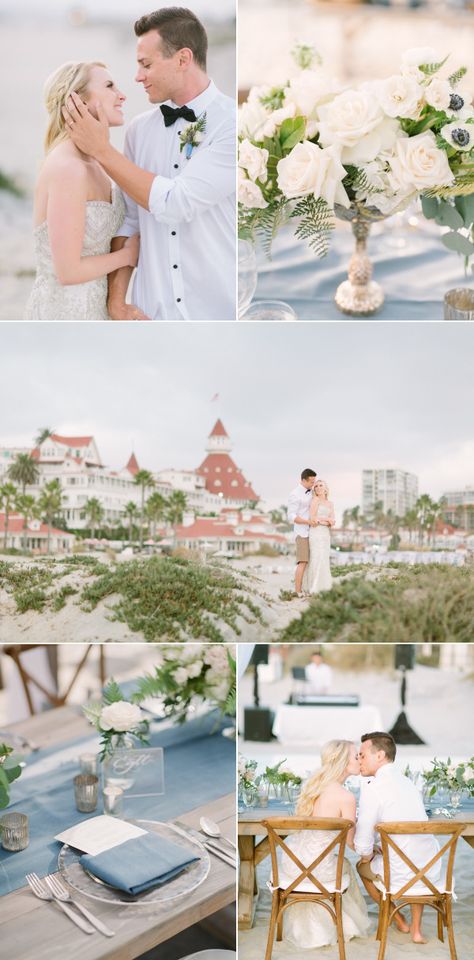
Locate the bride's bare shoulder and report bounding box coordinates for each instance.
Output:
[41,142,87,182]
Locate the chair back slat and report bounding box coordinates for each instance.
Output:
[377,821,466,899]
[262,817,352,898]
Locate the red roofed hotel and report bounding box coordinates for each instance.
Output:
[0,513,75,553]
[197,419,259,506]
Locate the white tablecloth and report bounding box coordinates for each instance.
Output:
[273,703,382,745]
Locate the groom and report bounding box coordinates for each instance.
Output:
[64,7,235,321]
[355,731,440,944]
[287,468,317,597]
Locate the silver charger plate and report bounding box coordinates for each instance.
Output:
[58,819,210,905]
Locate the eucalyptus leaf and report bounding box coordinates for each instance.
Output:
[436,202,464,230]
[421,195,439,220]
[454,193,474,228]
[441,231,474,255]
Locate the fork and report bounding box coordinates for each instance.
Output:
[45,875,115,937]
[25,873,95,934]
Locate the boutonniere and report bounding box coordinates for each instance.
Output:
[179,112,207,159]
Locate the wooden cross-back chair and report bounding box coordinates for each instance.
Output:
[3,644,106,716]
[262,817,353,960]
[376,820,466,960]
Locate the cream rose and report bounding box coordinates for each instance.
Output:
[238,99,269,140]
[317,87,400,164]
[389,131,455,191]
[284,69,340,117]
[400,47,439,80]
[425,78,451,112]
[238,138,269,182]
[186,660,204,679]
[378,75,423,119]
[262,103,296,138]
[99,701,143,732]
[238,168,268,208]
[277,140,350,208]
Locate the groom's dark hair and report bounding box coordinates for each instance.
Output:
[361,731,396,762]
[301,468,317,480]
[135,8,208,70]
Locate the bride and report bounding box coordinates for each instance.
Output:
[304,479,335,594]
[26,61,141,321]
[276,740,370,948]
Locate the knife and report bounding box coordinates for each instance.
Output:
[174,821,236,868]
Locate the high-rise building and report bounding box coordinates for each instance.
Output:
[441,487,474,530]
[362,468,418,517]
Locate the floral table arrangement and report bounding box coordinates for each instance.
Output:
[422,756,474,810]
[83,681,150,760]
[0,743,22,808]
[262,759,302,804]
[132,645,236,727]
[238,756,260,806]
[238,43,474,315]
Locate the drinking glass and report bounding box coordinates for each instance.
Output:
[74,774,99,813]
[238,240,258,318]
[103,786,124,817]
[0,812,29,851]
[444,288,474,321]
[79,753,98,776]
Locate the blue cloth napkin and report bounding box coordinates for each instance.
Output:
[79,832,199,895]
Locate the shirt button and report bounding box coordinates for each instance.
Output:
[173,264,178,269]
[177,298,181,303]
[174,163,179,169]
[171,231,176,236]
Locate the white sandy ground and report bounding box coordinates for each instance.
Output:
[239,664,474,960]
[0,20,235,320]
[0,554,297,643]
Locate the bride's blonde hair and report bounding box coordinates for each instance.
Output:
[313,479,329,499]
[43,60,106,153]
[295,740,353,816]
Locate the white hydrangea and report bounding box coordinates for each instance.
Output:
[99,701,143,733]
[204,646,230,669]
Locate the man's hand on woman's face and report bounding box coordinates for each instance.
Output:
[62,92,110,158]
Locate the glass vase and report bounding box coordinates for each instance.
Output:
[334,203,387,316]
[101,734,136,792]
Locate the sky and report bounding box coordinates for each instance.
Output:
[0,322,472,517]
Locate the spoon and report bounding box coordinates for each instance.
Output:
[200,816,236,851]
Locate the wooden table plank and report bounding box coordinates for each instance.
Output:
[0,708,236,960]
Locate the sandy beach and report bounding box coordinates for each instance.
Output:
[0,15,235,320]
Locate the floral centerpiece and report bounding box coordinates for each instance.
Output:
[132,645,236,726]
[238,756,260,806]
[239,43,474,315]
[423,756,474,799]
[0,743,22,809]
[262,759,302,802]
[83,680,150,760]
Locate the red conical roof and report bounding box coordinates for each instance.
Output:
[125,452,139,475]
[209,419,228,438]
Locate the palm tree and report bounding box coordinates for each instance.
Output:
[0,482,18,549]
[124,501,139,544]
[133,470,155,550]
[7,452,39,494]
[83,497,104,540]
[146,492,167,540]
[350,506,361,530]
[415,493,434,546]
[166,490,188,526]
[35,427,55,447]
[38,479,63,554]
[403,507,418,545]
[15,494,39,551]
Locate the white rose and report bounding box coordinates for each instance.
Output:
[99,701,143,732]
[239,138,269,182]
[174,666,190,684]
[318,87,400,164]
[389,131,454,191]
[401,47,439,80]
[378,75,423,120]
[463,768,474,783]
[262,103,296,138]
[182,644,203,662]
[204,647,229,669]
[284,70,340,117]
[207,679,231,701]
[238,168,268,209]
[186,660,204,679]
[277,140,350,209]
[447,764,458,779]
[440,121,473,152]
[425,78,451,112]
[238,99,269,140]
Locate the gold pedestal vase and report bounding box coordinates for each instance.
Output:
[334,203,387,317]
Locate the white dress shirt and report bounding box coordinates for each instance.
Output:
[355,764,441,895]
[305,662,333,693]
[118,80,236,321]
[287,484,312,540]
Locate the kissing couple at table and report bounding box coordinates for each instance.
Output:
[26,6,236,322]
[287,468,336,597]
[274,731,441,950]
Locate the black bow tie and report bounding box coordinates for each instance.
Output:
[160,104,197,127]
[305,489,311,494]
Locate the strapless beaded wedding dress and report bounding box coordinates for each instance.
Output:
[25,188,125,321]
[275,829,370,948]
[304,503,333,594]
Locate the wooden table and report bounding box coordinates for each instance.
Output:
[238,810,474,930]
[0,706,236,960]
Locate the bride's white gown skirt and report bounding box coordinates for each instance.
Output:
[304,525,332,594]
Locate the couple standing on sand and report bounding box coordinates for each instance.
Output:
[288,468,335,597]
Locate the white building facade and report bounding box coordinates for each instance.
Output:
[362,468,419,517]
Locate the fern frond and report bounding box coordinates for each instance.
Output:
[419,57,449,77]
[290,196,335,258]
[103,678,124,704]
[260,87,286,111]
[448,67,467,86]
